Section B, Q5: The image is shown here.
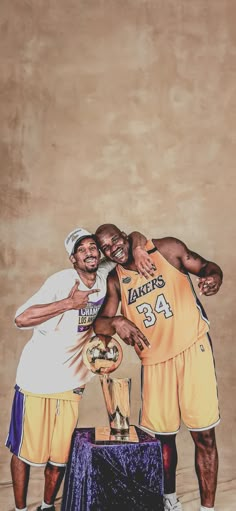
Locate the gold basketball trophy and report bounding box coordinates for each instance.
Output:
[83,335,138,442]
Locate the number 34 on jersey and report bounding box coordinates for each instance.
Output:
[136,293,173,328]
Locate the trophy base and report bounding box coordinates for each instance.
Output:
[95,425,139,443]
[110,427,129,435]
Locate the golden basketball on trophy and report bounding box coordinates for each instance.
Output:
[82,335,123,374]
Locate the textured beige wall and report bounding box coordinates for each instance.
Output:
[1,1,235,509]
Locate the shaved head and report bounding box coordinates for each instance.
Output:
[95,224,122,238]
[95,224,130,264]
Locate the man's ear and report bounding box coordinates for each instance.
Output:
[69,254,76,264]
[121,231,128,239]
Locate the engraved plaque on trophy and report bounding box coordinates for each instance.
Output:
[82,335,138,442]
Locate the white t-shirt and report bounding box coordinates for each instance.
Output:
[15,260,115,394]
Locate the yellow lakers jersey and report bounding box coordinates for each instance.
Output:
[116,240,209,364]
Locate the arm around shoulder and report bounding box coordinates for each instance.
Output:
[129,231,155,278]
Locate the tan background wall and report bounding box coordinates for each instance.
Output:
[1,1,235,510]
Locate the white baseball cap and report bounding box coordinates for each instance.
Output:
[64,228,95,255]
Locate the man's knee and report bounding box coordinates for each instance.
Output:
[191,428,217,451]
[45,462,66,474]
[156,434,177,446]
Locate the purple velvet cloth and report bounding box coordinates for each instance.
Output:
[61,427,164,511]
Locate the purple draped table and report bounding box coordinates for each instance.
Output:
[61,426,164,511]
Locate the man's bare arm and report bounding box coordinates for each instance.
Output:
[94,272,150,351]
[182,248,223,296]
[154,237,223,296]
[15,281,100,328]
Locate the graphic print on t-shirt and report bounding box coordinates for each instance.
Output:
[77,297,105,332]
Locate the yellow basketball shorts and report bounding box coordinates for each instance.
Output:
[140,335,220,435]
[6,386,84,466]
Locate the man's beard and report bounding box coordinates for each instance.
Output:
[86,266,98,273]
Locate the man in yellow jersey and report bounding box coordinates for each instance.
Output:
[6,227,150,511]
[94,223,223,511]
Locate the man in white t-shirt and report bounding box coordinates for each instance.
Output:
[6,227,152,511]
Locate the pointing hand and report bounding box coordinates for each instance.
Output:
[68,280,100,309]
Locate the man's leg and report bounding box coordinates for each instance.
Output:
[156,434,182,510]
[140,362,181,509]
[190,428,218,508]
[11,454,30,509]
[43,463,66,505]
[156,434,177,494]
[43,396,80,506]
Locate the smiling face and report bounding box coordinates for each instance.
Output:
[70,237,100,273]
[95,224,130,264]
